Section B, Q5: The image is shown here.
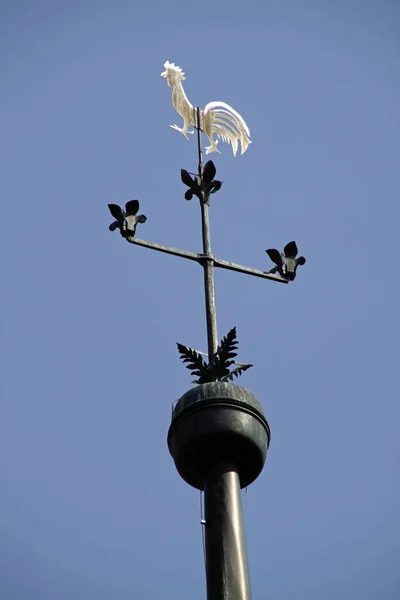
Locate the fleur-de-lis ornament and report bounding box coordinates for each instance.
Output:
[108,200,147,237]
[180,160,222,201]
[266,241,306,281]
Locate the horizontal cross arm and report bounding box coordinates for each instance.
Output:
[213,256,288,284]
[125,236,202,263]
[124,237,288,283]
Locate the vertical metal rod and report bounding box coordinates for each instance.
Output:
[204,462,251,600]
[195,106,219,364]
[196,106,203,177]
[200,202,219,362]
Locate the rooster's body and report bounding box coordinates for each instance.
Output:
[161,61,251,157]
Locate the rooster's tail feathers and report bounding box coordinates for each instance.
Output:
[204,101,251,157]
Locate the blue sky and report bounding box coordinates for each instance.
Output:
[1,1,399,598]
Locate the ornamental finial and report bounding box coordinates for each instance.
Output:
[161,60,251,157]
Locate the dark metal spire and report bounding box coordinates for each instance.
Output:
[107,61,306,600]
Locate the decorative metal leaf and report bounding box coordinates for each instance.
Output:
[125,200,139,216]
[212,355,231,379]
[177,328,252,385]
[221,364,253,382]
[177,343,207,377]
[220,327,238,352]
[202,160,216,183]
[283,241,298,258]
[210,327,239,380]
[210,180,222,194]
[266,248,282,266]
[108,203,123,220]
[181,169,194,187]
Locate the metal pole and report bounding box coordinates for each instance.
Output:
[194,109,251,600]
[200,200,219,362]
[196,106,219,364]
[196,106,203,178]
[204,462,251,600]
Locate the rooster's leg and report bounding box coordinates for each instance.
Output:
[204,135,221,155]
[170,122,195,140]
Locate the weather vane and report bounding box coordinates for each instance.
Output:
[108,60,306,383]
[107,60,307,600]
[161,60,251,157]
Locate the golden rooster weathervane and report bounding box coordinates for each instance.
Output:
[161,60,251,157]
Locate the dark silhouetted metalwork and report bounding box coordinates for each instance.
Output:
[266,241,306,281]
[108,200,147,237]
[181,161,222,201]
[177,326,252,384]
